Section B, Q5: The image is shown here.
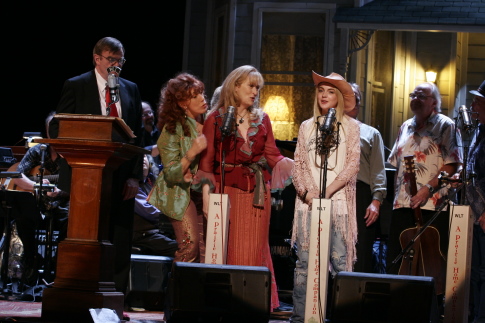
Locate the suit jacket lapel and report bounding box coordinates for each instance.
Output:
[87,70,103,115]
[118,78,131,120]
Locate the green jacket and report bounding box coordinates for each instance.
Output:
[148,118,198,220]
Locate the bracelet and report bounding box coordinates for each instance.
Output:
[183,153,195,162]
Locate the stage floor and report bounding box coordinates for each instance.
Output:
[0,299,292,323]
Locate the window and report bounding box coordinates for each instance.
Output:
[255,8,332,140]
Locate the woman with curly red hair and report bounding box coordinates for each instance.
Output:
[148,72,208,263]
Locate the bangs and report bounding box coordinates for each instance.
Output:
[248,72,264,87]
[316,82,337,89]
[190,79,205,95]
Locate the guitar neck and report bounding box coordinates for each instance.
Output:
[404,155,423,226]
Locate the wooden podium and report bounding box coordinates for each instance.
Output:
[39,114,147,322]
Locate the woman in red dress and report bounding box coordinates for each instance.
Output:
[197,65,293,311]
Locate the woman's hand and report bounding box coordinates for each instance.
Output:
[191,134,207,155]
[305,190,320,205]
[183,169,194,182]
[184,134,207,163]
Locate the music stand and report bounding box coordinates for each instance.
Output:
[0,189,40,296]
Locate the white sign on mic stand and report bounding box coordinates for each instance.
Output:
[205,193,230,265]
[444,204,473,323]
[305,198,332,322]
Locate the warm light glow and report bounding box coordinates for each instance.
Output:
[264,95,296,140]
[264,95,289,121]
[426,71,437,83]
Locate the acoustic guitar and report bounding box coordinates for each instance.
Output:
[0,162,58,191]
[398,155,447,294]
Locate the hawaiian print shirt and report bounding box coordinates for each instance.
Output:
[388,111,463,211]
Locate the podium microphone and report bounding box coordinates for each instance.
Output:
[459,105,473,133]
[220,106,236,137]
[107,66,121,104]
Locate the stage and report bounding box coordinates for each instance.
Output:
[0,298,292,323]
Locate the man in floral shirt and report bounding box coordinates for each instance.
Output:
[386,82,463,284]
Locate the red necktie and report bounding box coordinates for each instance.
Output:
[105,85,119,117]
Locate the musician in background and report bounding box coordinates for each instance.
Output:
[140,101,161,167]
[386,82,462,311]
[14,111,69,202]
[347,83,387,274]
[290,71,360,323]
[466,80,485,323]
[133,154,177,257]
[13,111,69,285]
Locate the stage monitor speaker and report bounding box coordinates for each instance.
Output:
[165,262,271,323]
[330,271,439,323]
[126,254,173,310]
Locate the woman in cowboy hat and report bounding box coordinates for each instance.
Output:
[290,71,360,323]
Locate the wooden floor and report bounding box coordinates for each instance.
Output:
[0,297,292,323]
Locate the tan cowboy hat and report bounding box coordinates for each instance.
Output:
[312,71,356,112]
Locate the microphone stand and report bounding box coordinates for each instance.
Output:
[218,112,236,195]
[33,146,57,285]
[220,132,236,194]
[455,110,480,204]
[460,145,469,205]
[315,120,340,198]
[221,138,227,195]
[36,146,47,212]
[312,120,340,323]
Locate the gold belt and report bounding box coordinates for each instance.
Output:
[224,163,243,167]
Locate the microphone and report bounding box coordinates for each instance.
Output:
[220,106,236,137]
[320,108,336,134]
[107,66,121,104]
[459,105,473,133]
[40,144,47,166]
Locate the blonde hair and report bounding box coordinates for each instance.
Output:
[209,65,264,121]
[312,84,346,123]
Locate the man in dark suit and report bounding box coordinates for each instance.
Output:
[50,36,144,297]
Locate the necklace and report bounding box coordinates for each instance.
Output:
[237,109,249,124]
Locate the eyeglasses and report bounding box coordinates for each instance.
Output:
[99,54,126,66]
[142,111,153,117]
[409,92,433,101]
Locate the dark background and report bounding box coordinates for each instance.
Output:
[2,3,186,146]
